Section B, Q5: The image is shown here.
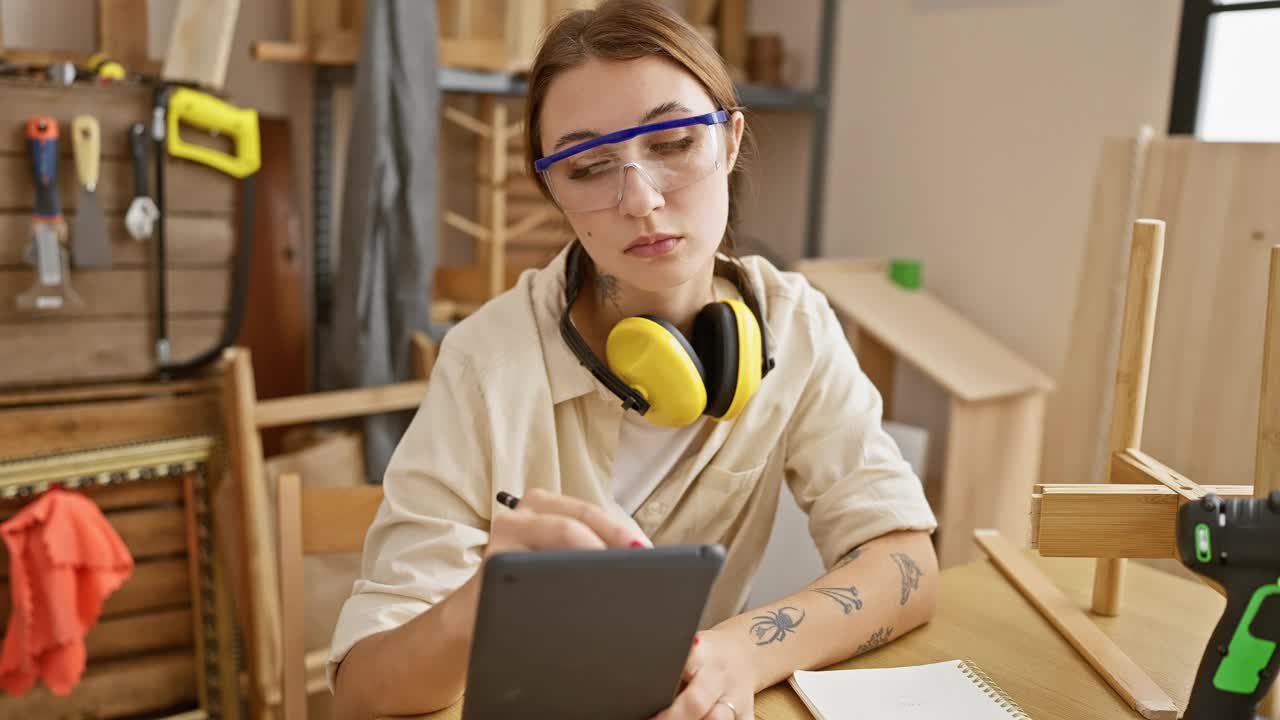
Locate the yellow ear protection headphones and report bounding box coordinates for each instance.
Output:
[559,241,776,427]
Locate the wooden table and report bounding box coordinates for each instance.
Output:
[404,552,1226,720]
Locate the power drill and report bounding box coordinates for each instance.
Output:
[1178,491,1280,719]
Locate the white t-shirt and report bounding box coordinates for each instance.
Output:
[610,275,739,514]
[612,410,707,515]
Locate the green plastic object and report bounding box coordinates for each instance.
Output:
[1195,522,1212,563]
[889,259,922,290]
[1214,580,1280,694]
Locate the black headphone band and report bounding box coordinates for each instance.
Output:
[559,241,775,413]
[561,243,652,413]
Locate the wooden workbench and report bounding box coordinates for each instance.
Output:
[400,552,1224,720]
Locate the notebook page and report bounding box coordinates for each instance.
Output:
[788,659,1022,719]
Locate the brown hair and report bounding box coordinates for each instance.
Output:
[524,0,754,252]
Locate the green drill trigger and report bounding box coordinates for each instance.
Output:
[1214,580,1280,694]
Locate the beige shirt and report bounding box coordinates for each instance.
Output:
[328,245,938,684]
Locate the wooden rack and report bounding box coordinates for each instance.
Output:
[0,434,238,720]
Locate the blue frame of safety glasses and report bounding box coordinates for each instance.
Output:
[533,110,730,173]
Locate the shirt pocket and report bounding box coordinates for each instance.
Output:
[681,460,769,543]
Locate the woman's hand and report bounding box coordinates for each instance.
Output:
[484,488,651,559]
[652,629,756,720]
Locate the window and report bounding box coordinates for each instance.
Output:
[1168,0,1280,140]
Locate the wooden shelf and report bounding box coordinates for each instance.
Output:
[253,40,827,112]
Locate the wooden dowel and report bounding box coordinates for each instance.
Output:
[254,381,428,429]
[1094,219,1165,616]
[489,101,508,299]
[444,106,492,139]
[445,210,490,241]
[1258,246,1280,719]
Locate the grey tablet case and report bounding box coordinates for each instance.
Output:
[460,544,726,720]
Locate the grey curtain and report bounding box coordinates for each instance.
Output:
[323,0,444,484]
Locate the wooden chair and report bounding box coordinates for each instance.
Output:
[220,331,437,720]
[276,472,384,720]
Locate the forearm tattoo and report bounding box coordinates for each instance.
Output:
[833,545,864,570]
[811,585,863,614]
[749,606,806,645]
[891,552,923,606]
[855,626,894,655]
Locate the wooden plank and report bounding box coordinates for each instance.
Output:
[219,349,279,718]
[84,607,194,661]
[0,154,236,214]
[0,213,235,267]
[718,0,748,75]
[0,378,213,409]
[277,474,307,720]
[1049,140,1279,489]
[798,260,1054,402]
[1259,245,1280,720]
[251,39,357,66]
[0,557,192,631]
[0,268,229,320]
[434,263,524,304]
[181,475,208,711]
[301,484,383,555]
[0,391,221,458]
[504,0,546,70]
[97,0,151,70]
[0,650,196,719]
[1033,484,1253,558]
[0,82,151,156]
[0,316,225,389]
[0,476,182,520]
[310,0,344,39]
[162,0,242,91]
[411,332,437,380]
[1259,246,1280,494]
[255,381,428,429]
[937,393,1045,568]
[1110,450,1203,501]
[974,529,1179,720]
[0,505,188,575]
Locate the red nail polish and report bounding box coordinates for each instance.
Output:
[629,540,645,548]
[692,634,700,646]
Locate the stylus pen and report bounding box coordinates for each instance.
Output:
[496,491,520,509]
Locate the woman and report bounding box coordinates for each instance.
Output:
[331,2,938,718]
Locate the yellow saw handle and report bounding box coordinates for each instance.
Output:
[166,87,261,179]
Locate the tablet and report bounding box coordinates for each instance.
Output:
[460,544,726,720]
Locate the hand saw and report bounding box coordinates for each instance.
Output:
[152,86,260,374]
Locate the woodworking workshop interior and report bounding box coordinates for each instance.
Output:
[0,1,1277,719]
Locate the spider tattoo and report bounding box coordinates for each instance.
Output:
[750,606,806,645]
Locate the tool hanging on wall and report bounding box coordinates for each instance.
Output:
[151,85,259,374]
[125,122,159,242]
[16,117,82,311]
[71,115,111,268]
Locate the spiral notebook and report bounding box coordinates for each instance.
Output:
[788,659,1032,719]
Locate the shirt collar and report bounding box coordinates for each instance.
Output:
[532,243,600,405]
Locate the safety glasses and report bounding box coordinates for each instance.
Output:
[535,110,729,213]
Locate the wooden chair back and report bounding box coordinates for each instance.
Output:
[220,331,436,720]
[276,473,384,720]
